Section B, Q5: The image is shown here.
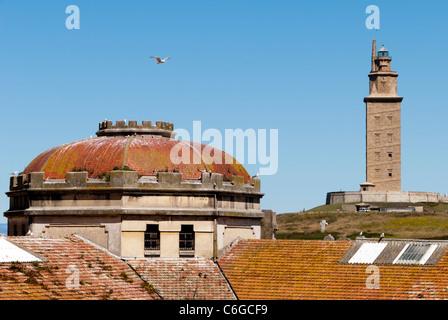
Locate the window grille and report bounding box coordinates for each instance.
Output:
[393,244,437,265]
[179,225,194,251]
[144,225,160,250]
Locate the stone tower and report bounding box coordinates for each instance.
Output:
[363,39,403,191]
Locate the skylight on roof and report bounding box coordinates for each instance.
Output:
[0,238,42,263]
[348,242,387,264]
[393,244,438,265]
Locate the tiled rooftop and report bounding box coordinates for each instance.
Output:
[0,236,160,300]
[126,258,236,300]
[5,235,448,300]
[218,239,448,300]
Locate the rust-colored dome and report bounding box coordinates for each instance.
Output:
[24,136,251,182]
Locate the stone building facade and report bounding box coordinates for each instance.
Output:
[5,120,277,258]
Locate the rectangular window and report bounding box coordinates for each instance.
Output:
[393,244,438,265]
[387,133,393,143]
[375,116,381,126]
[144,224,160,250]
[375,133,380,144]
[179,225,194,251]
[375,169,380,178]
[246,197,254,209]
[387,116,393,126]
[388,153,392,159]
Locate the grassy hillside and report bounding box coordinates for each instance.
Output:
[277,203,448,240]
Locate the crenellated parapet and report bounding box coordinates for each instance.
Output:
[96,120,174,138]
[9,171,261,195]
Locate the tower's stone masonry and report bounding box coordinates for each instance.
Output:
[364,40,402,191]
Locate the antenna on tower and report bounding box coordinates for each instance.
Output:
[371,38,377,72]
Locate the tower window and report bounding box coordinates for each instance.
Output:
[375,133,380,144]
[388,153,392,159]
[387,116,393,125]
[387,133,393,143]
[246,197,254,209]
[144,224,160,250]
[179,225,194,251]
[375,116,381,126]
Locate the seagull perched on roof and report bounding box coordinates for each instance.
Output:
[252,173,259,179]
[10,171,18,176]
[150,56,171,64]
[356,231,366,240]
[324,234,335,241]
[378,233,385,242]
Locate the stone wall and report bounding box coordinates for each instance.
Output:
[326,190,448,205]
[6,171,267,258]
[10,171,261,195]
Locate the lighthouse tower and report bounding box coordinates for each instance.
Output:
[362,39,403,191]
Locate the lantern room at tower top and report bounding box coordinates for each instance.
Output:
[378,45,389,57]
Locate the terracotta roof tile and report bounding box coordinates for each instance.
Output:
[0,236,160,300]
[127,258,236,300]
[218,239,448,300]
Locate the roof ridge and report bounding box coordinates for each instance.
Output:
[71,234,122,260]
[215,260,238,299]
[217,237,243,260]
[1,237,48,263]
[356,238,448,243]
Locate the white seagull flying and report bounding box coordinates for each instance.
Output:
[150,56,171,64]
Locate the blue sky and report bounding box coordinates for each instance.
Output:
[0,0,447,223]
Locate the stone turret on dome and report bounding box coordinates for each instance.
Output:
[96,120,174,138]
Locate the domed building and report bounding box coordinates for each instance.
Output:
[5,120,277,258]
